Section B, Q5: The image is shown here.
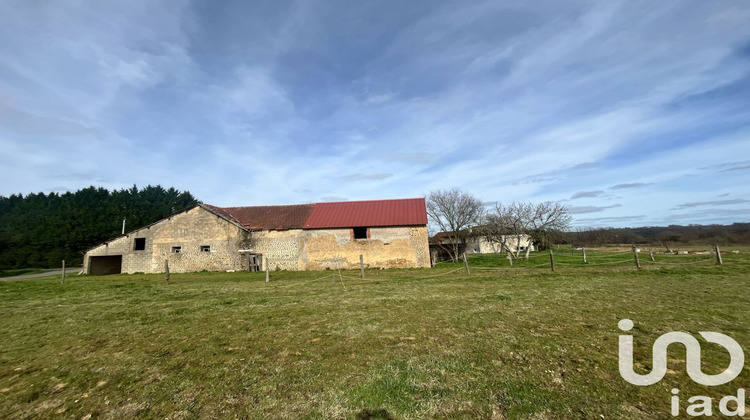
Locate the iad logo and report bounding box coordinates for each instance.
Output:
[618,319,746,417]
[618,319,744,386]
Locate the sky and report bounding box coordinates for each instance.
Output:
[0,0,749,228]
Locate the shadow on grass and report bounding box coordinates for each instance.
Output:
[355,408,395,420]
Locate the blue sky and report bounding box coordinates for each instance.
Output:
[0,0,748,227]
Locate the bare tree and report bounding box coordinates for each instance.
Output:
[426,188,484,262]
[528,201,571,250]
[482,202,533,258]
[483,201,571,255]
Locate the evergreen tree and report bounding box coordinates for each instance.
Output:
[0,185,199,268]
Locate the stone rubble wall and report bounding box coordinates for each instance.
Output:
[84,206,249,274]
[251,229,303,271]
[295,226,430,270]
[84,206,430,274]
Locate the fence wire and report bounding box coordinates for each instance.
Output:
[259,249,739,290]
[432,249,728,273]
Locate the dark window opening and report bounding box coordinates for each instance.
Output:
[353,227,368,239]
[172,246,182,253]
[133,237,146,251]
[200,245,211,252]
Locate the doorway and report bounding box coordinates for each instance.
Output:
[88,255,123,275]
[248,253,263,272]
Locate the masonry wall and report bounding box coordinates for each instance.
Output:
[241,226,429,271]
[84,208,430,274]
[251,229,303,271]
[84,207,250,274]
[295,226,430,270]
[84,231,152,274]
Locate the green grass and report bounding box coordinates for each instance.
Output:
[1,252,749,419]
[0,268,49,278]
[442,247,731,271]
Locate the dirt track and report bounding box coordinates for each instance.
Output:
[0,268,81,281]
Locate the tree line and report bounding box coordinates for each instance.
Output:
[0,185,199,269]
[567,224,750,248]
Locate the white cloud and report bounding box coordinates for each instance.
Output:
[0,1,748,228]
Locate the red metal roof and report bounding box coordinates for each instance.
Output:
[204,203,315,230]
[204,198,427,230]
[303,198,427,229]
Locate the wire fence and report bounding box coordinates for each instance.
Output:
[246,246,746,291]
[430,247,733,273]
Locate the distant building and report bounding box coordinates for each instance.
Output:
[83,198,430,275]
[431,229,535,260]
[466,234,535,254]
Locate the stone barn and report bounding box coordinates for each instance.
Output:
[83,198,430,275]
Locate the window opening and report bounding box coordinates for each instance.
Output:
[353,227,368,239]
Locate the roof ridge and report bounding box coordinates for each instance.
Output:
[307,197,424,205]
[217,203,316,209]
[209,197,424,209]
[200,204,245,229]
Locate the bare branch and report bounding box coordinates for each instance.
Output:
[482,201,570,251]
[426,188,484,261]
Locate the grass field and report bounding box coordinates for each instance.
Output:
[1,251,749,419]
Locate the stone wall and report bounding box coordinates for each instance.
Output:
[251,229,303,271]
[295,226,430,270]
[84,206,250,274]
[84,206,431,274]
[84,230,153,274]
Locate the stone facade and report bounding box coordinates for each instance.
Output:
[84,205,430,274]
[84,206,252,274]
[252,229,304,271]
[296,226,430,270]
[223,226,430,271]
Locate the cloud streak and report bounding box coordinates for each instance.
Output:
[674,199,750,209]
[568,204,623,214]
[340,173,393,181]
[610,183,652,190]
[571,190,605,199]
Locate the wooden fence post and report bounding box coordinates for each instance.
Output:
[164,260,170,284]
[61,260,66,285]
[360,254,365,279]
[582,248,587,264]
[265,262,270,282]
[649,249,655,262]
[548,249,555,272]
[714,244,723,265]
[506,251,513,266]
[462,253,470,275]
[632,245,641,270]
